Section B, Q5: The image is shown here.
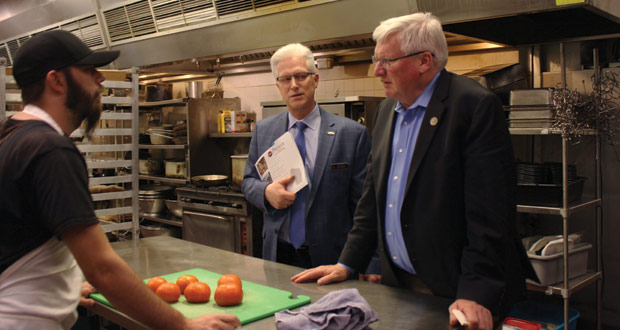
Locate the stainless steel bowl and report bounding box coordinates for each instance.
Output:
[165,199,183,218]
[139,197,166,214]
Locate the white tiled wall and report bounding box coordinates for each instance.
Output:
[176,50,520,120]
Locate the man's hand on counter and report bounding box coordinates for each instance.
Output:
[186,314,241,330]
[265,175,296,209]
[291,264,350,285]
[448,299,493,330]
[359,273,382,284]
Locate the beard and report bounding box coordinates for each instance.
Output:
[64,70,103,140]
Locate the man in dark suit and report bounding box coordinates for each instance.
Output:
[242,43,377,275]
[292,13,536,329]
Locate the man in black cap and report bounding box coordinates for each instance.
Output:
[0,30,240,329]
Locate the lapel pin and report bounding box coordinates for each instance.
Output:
[430,117,438,126]
[327,131,335,135]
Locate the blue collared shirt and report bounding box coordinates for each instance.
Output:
[279,103,321,244]
[287,103,321,180]
[384,71,441,274]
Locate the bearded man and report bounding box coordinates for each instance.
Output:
[0,30,239,330]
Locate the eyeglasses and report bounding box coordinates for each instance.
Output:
[276,72,315,85]
[372,51,432,69]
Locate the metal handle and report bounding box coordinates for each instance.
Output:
[183,210,229,221]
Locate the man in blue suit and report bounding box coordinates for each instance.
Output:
[242,43,375,273]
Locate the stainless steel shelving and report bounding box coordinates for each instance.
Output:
[517,198,600,217]
[85,73,140,237]
[513,43,603,330]
[208,132,253,138]
[138,174,188,185]
[515,127,602,329]
[138,99,191,228]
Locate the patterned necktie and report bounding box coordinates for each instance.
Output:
[289,121,307,249]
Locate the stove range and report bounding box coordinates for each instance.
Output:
[176,184,261,258]
[176,184,246,216]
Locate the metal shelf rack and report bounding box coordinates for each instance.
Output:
[138,98,191,228]
[511,44,603,330]
[78,71,140,237]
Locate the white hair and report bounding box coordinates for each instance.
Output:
[270,43,317,80]
[373,12,448,69]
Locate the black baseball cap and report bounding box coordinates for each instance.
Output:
[13,30,120,88]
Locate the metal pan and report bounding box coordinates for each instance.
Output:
[191,175,228,187]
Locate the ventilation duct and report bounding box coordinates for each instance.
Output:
[0,0,320,66]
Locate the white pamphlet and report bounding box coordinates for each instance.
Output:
[254,132,308,193]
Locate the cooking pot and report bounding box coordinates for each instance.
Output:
[165,160,187,178]
[139,197,166,214]
[231,154,248,187]
[148,125,174,145]
[191,175,228,187]
[149,133,172,145]
[139,159,161,175]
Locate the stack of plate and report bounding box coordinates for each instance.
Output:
[516,162,578,184]
[516,162,548,184]
[545,162,577,184]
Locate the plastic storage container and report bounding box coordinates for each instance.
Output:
[507,301,580,330]
[503,317,541,330]
[528,243,591,286]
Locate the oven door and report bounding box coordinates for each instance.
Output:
[182,210,238,252]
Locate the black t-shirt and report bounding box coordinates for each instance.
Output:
[0,119,98,273]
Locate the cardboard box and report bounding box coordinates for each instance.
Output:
[231,111,247,132]
[100,70,128,82]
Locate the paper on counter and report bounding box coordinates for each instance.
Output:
[255,132,308,193]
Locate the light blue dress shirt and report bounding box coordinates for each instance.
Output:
[278,103,321,243]
[288,103,321,180]
[384,71,441,274]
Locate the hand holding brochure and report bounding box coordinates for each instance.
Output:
[254,132,308,193]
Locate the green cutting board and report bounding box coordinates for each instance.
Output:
[90,268,311,325]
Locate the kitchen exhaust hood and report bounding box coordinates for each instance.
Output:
[417,0,620,46]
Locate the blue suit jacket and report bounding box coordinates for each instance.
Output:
[242,107,371,267]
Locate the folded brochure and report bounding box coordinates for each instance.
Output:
[255,132,308,193]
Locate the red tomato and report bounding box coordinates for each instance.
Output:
[184,281,211,303]
[156,282,181,303]
[146,276,167,293]
[176,274,199,293]
[214,284,243,307]
[217,274,242,289]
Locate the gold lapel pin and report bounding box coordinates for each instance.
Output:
[327,131,335,135]
[430,117,438,126]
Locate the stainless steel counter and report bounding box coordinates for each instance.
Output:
[87,236,453,329]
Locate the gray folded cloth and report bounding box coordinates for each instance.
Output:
[275,288,378,330]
